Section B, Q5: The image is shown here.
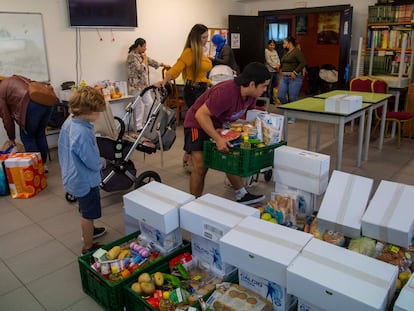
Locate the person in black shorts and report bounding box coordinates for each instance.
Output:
[183,62,270,205]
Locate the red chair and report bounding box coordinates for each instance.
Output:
[350,77,375,92]
[371,78,414,148]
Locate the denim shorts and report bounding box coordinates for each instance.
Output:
[78,187,102,220]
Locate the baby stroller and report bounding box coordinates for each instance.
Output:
[65,86,176,202]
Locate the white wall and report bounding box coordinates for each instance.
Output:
[1,0,373,145]
[0,0,248,144]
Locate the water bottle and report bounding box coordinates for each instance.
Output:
[159,291,175,311]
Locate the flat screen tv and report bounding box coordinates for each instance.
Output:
[67,0,137,28]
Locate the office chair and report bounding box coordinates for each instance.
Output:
[162,68,187,124]
[371,78,414,148]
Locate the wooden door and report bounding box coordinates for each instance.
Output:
[228,15,265,72]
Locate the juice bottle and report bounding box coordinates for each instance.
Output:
[108,266,122,283]
[159,291,175,311]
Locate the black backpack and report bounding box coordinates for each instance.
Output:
[142,105,176,151]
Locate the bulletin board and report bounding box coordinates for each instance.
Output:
[206,28,228,57]
[0,12,50,81]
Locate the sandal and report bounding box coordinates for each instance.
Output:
[82,242,104,255]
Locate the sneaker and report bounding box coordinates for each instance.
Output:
[81,227,107,241]
[288,118,296,124]
[43,164,49,174]
[237,192,266,205]
[93,227,107,239]
[82,242,104,255]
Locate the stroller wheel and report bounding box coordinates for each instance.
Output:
[135,171,161,188]
[264,170,273,182]
[65,192,78,203]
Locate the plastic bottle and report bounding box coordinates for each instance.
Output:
[108,265,122,283]
[159,291,175,311]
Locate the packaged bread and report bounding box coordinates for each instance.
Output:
[209,284,272,311]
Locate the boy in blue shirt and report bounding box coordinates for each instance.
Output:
[58,86,107,254]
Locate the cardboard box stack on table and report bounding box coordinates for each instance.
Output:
[220,216,313,311]
[287,238,399,311]
[179,193,260,278]
[324,94,363,114]
[123,181,195,255]
[361,180,414,248]
[317,170,374,239]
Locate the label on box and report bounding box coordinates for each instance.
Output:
[238,269,296,311]
[191,234,236,277]
[139,221,182,252]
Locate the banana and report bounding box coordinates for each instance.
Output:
[118,249,131,259]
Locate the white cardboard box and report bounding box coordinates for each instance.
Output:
[179,193,260,242]
[274,146,330,195]
[361,180,414,248]
[393,273,414,311]
[325,94,362,114]
[317,170,373,238]
[191,233,236,278]
[123,181,195,234]
[287,239,398,311]
[297,299,324,311]
[220,216,313,288]
[238,269,296,311]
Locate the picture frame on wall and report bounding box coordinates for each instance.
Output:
[317,12,340,44]
[296,16,307,36]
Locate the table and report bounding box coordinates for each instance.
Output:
[278,97,371,170]
[314,90,392,161]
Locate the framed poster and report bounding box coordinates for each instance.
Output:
[317,12,341,44]
[296,16,307,36]
[208,28,228,56]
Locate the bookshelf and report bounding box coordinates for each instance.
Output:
[364,4,414,84]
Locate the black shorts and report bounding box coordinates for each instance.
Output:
[78,187,102,220]
[184,127,210,153]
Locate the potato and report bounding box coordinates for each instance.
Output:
[131,282,142,295]
[153,272,164,287]
[138,272,151,284]
[106,246,121,260]
[140,282,155,296]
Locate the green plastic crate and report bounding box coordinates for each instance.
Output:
[203,140,286,177]
[123,251,238,311]
[78,230,190,311]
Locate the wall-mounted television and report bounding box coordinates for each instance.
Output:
[67,0,138,28]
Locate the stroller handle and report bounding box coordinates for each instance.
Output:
[140,85,169,103]
[140,85,157,97]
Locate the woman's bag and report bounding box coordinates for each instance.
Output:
[15,75,58,106]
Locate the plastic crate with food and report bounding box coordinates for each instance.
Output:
[203,140,286,177]
[78,230,190,311]
[123,248,237,311]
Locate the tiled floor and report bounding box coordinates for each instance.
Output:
[0,104,413,310]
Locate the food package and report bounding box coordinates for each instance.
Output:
[255,113,284,144]
[265,194,296,226]
[207,283,272,311]
[309,218,345,247]
[4,152,47,198]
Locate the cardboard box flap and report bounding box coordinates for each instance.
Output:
[123,181,195,233]
[274,146,330,177]
[317,170,373,238]
[220,216,313,285]
[180,193,259,241]
[287,239,398,310]
[361,180,414,247]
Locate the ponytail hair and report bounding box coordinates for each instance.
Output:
[128,38,146,53]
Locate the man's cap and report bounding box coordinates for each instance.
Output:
[234,62,270,85]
